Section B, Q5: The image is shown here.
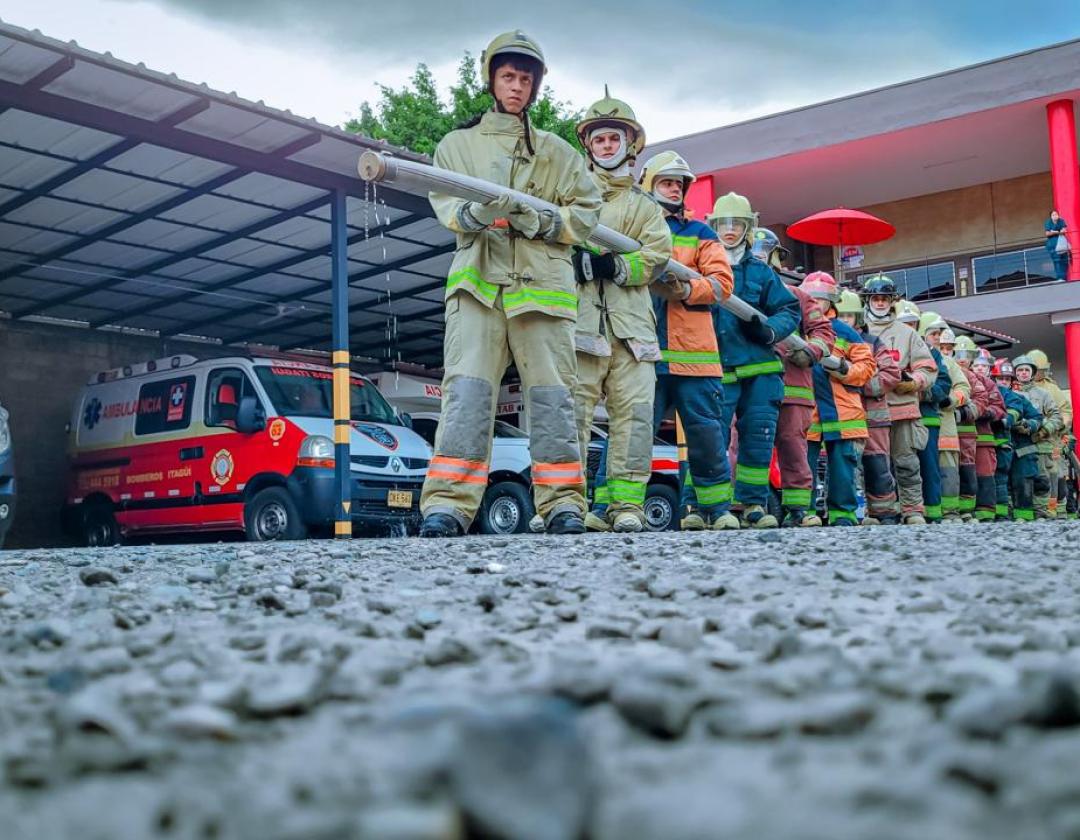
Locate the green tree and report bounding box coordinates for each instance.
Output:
[345,53,583,156]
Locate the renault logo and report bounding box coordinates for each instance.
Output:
[391,457,402,473]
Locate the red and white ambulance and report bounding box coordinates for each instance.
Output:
[63,354,432,544]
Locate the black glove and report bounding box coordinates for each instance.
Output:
[958,404,976,423]
[738,313,776,346]
[572,248,618,284]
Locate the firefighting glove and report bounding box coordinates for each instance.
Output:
[788,348,815,369]
[507,201,559,240]
[820,354,846,374]
[894,379,921,395]
[958,403,977,423]
[572,248,618,284]
[462,194,515,229]
[738,313,776,347]
[1017,419,1038,436]
[652,275,690,301]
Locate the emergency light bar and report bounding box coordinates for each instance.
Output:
[89,354,198,385]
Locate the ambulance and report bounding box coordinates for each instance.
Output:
[63,354,432,544]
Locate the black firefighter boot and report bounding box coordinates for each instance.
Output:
[419,512,463,538]
[547,510,586,535]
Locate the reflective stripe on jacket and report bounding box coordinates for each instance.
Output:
[575,170,671,357]
[809,319,876,441]
[782,285,835,407]
[653,217,732,377]
[431,111,601,320]
[715,251,800,375]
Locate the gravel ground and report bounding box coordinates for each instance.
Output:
[2,523,1080,840]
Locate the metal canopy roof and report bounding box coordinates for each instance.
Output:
[0,19,453,368]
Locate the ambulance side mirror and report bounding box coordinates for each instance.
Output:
[400,412,413,429]
[236,396,266,435]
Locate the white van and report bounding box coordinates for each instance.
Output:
[63,354,432,544]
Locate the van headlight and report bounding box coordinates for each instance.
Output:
[297,434,335,468]
[0,406,10,456]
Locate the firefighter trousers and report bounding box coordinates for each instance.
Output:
[421,292,585,530]
[975,443,998,521]
[995,446,1013,519]
[891,418,927,516]
[575,339,656,522]
[918,422,942,521]
[959,434,978,516]
[722,374,783,509]
[1035,450,1055,518]
[655,375,731,517]
[864,425,900,519]
[777,403,815,514]
[807,438,859,524]
[1010,451,1040,521]
[939,449,960,517]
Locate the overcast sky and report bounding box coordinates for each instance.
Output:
[4,0,1080,142]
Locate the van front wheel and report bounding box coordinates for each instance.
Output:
[245,487,307,542]
[81,503,120,547]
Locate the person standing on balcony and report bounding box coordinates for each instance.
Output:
[1045,210,1070,282]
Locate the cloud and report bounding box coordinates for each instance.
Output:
[36,0,1080,140]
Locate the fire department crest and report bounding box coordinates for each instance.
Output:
[352,422,398,450]
[268,418,286,442]
[211,449,235,486]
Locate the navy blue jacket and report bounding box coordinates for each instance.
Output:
[920,347,952,426]
[714,250,800,380]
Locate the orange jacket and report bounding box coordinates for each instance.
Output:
[809,319,877,441]
[654,216,733,377]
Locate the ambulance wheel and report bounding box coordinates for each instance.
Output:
[245,487,307,541]
[479,481,534,535]
[81,503,119,547]
[644,484,678,531]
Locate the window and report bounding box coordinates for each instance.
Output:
[856,262,956,301]
[134,376,196,436]
[254,365,399,425]
[971,246,1058,294]
[206,368,258,430]
[411,417,438,445]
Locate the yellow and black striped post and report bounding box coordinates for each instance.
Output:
[330,188,352,539]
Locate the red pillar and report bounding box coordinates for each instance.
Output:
[1047,99,1080,439]
[684,174,715,223]
[1045,99,1080,438]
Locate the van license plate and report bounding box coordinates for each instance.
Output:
[387,490,413,509]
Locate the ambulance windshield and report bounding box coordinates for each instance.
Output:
[255,366,399,425]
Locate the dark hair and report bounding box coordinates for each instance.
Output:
[490,53,543,81]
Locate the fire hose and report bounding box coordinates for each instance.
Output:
[357,151,810,354]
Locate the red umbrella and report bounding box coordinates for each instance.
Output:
[787,208,895,281]
[787,207,895,246]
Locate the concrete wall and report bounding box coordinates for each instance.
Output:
[0,321,220,549]
[857,172,1054,270]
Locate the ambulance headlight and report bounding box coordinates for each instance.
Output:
[0,406,10,456]
[297,434,335,468]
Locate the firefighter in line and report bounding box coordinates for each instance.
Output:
[920,319,971,523]
[1028,349,1072,517]
[638,151,735,531]
[940,331,980,522]
[1013,354,1063,519]
[709,193,801,528]
[897,301,950,523]
[571,90,671,533]
[990,359,1039,520]
[836,289,901,525]
[801,274,876,525]
[419,31,602,538]
[999,357,1047,521]
[860,276,938,525]
[770,255,835,527]
[969,347,1006,521]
